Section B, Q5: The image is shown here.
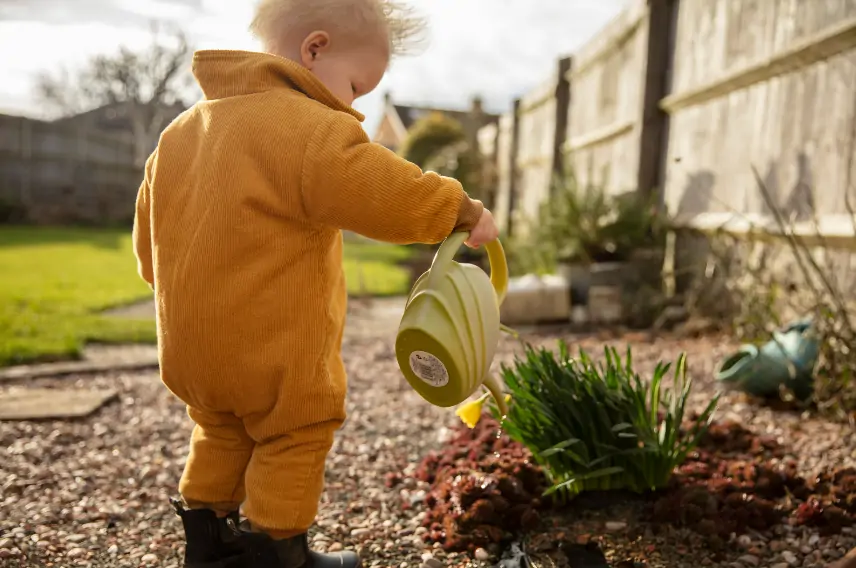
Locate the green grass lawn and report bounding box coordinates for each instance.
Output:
[0,226,412,367]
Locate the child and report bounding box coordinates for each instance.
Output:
[131,0,499,566]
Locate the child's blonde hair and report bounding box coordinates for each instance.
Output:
[250,0,426,57]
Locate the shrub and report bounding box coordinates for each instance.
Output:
[0,197,27,224]
[508,170,667,273]
[399,111,466,168]
[491,342,718,500]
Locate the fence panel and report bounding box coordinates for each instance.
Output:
[0,114,142,224]
[563,0,650,195]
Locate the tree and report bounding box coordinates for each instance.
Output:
[35,23,195,167]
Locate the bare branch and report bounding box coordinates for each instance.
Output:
[750,164,854,338]
[34,20,194,166]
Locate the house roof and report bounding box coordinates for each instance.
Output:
[393,104,474,131]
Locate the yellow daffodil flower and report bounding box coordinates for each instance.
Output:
[455,393,513,429]
[456,394,488,429]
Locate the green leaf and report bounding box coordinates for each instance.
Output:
[539,438,582,458]
[543,466,625,496]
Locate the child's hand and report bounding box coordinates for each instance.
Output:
[464,209,499,248]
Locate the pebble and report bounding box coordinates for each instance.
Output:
[142,553,159,564]
[737,555,759,567]
[771,564,790,568]
[605,521,627,532]
[351,528,372,538]
[474,548,490,561]
[782,551,799,566]
[67,547,87,559]
[328,543,344,552]
[737,535,753,548]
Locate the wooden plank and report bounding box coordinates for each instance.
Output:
[517,74,559,114]
[515,155,553,170]
[661,16,856,113]
[563,119,635,153]
[568,0,649,79]
[680,212,856,251]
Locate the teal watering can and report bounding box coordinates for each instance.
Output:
[716,319,820,400]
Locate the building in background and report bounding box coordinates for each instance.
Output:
[371,92,499,154]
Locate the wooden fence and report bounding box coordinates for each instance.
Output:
[0,114,142,224]
[662,0,856,248]
[486,0,856,252]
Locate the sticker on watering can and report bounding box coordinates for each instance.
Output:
[409,351,449,387]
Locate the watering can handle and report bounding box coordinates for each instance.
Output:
[427,231,509,306]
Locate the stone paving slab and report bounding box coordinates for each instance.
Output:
[0,387,118,420]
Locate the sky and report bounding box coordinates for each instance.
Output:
[0,0,626,135]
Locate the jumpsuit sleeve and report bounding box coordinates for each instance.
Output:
[299,113,484,245]
[132,150,157,289]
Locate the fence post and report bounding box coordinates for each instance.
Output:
[636,0,678,205]
[19,118,32,212]
[552,56,573,183]
[507,98,522,237]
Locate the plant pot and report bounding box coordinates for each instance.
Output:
[589,285,623,325]
[557,261,591,306]
[589,262,630,288]
[629,246,665,293]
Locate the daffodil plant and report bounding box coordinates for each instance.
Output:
[494,341,718,500]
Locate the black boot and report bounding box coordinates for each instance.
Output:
[172,499,360,568]
[172,498,279,568]
[272,533,361,568]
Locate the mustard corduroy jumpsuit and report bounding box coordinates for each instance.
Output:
[132,50,483,535]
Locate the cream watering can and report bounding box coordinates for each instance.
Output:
[395,231,510,417]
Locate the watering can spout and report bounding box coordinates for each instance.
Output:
[483,374,509,417]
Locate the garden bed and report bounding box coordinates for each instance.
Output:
[1,324,855,568]
[404,416,856,566]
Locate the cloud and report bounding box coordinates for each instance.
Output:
[0,0,627,132]
[0,0,203,27]
[354,0,625,132]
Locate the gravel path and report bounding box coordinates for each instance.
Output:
[1,300,855,567]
